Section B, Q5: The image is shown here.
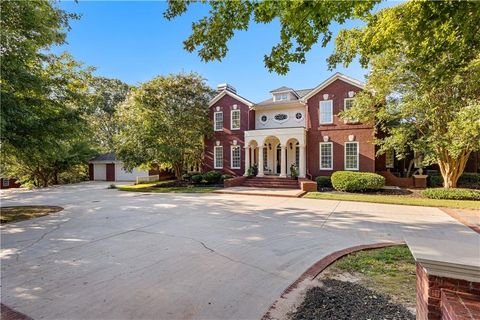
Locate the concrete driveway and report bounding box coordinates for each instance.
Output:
[1,182,478,320]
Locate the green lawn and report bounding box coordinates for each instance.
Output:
[116,181,219,193]
[331,245,416,308]
[304,192,480,209]
[0,205,63,223]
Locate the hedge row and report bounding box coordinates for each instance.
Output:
[182,171,232,185]
[421,188,480,201]
[428,173,480,188]
[330,171,385,192]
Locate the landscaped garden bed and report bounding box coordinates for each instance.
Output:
[0,205,63,223]
[289,245,416,320]
[116,180,220,193]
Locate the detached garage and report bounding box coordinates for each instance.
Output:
[88,153,149,182]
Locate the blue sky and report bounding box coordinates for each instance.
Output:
[55,1,397,102]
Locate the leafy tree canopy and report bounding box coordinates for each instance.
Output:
[165,0,379,74]
[87,77,131,152]
[332,1,480,188]
[115,73,213,178]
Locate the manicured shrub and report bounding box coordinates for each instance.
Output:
[331,171,385,192]
[427,174,443,187]
[203,171,223,184]
[316,176,332,188]
[458,173,480,189]
[191,174,203,184]
[421,188,480,201]
[221,174,233,181]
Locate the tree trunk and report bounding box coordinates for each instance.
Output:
[173,162,183,180]
[437,149,470,189]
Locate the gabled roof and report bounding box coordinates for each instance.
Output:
[209,89,254,108]
[90,152,116,162]
[270,86,293,93]
[300,73,364,101]
[255,88,313,107]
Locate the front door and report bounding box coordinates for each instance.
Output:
[106,163,115,181]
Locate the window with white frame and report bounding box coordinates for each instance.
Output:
[344,98,354,111]
[231,110,240,130]
[345,142,359,170]
[214,111,223,131]
[231,146,241,169]
[2,179,9,187]
[263,147,268,169]
[295,143,300,167]
[319,142,333,170]
[385,150,394,168]
[274,93,289,101]
[319,100,333,124]
[214,146,223,169]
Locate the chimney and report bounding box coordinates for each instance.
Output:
[217,83,237,94]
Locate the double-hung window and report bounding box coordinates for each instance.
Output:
[319,142,333,170]
[214,111,223,131]
[214,146,223,169]
[345,142,359,170]
[231,110,240,130]
[231,146,241,169]
[319,100,333,124]
[343,98,359,123]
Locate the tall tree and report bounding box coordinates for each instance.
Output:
[115,73,213,178]
[329,1,480,188]
[1,1,96,187]
[165,0,379,74]
[87,77,130,152]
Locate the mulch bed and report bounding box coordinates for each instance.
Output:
[290,279,414,320]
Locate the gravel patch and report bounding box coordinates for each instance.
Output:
[290,279,414,320]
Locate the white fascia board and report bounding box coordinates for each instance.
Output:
[209,90,254,108]
[300,73,365,102]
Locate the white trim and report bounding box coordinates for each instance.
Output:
[230,109,240,130]
[294,111,304,122]
[2,179,10,187]
[319,142,333,170]
[214,146,223,169]
[344,141,359,170]
[230,145,241,169]
[209,90,254,108]
[273,113,289,123]
[214,111,223,131]
[259,114,268,124]
[300,73,364,102]
[319,100,333,124]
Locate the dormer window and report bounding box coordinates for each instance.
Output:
[274,93,289,102]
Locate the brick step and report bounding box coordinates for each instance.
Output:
[246,178,298,182]
[241,183,299,189]
[243,180,298,186]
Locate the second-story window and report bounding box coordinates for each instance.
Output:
[274,93,289,101]
[231,110,240,130]
[214,111,223,131]
[319,100,333,124]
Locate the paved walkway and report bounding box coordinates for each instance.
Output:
[1,182,479,320]
[214,186,305,197]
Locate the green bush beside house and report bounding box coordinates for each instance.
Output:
[331,171,385,192]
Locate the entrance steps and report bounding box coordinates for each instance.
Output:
[241,176,300,189]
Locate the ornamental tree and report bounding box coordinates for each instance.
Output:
[115,73,213,178]
[330,1,480,188]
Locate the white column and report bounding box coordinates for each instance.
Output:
[243,145,250,176]
[299,145,306,178]
[257,146,264,177]
[279,145,287,178]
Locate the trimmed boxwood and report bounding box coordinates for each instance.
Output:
[203,171,223,184]
[458,173,480,189]
[421,188,480,201]
[191,174,203,184]
[331,171,385,192]
[316,176,332,188]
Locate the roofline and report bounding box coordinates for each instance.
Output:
[300,73,364,102]
[209,90,254,108]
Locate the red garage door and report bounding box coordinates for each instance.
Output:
[106,163,115,181]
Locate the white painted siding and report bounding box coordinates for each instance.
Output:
[255,106,305,129]
[93,164,106,181]
[115,163,148,181]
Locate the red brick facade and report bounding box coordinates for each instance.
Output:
[0,178,21,189]
[203,75,478,179]
[204,92,253,175]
